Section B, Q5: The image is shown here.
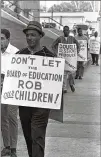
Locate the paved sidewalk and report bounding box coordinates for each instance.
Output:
[1,59,100,157]
[15,57,100,157]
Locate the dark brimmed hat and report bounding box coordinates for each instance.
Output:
[23,21,45,37]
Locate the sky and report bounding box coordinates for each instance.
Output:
[40,1,69,8]
[3,1,70,9]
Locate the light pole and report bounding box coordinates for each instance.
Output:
[51,6,53,20]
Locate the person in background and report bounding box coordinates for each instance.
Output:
[52,25,80,93]
[87,27,93,38]
[73,29,77,36]
[1,29,19,157]
[16,21,56,157]
[75,27,89,79]
[89,31,100,66]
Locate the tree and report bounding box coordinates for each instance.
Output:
[48,1,93,12]
[40,5,47,12]
[79,1,93,12]
[48,2,77,12]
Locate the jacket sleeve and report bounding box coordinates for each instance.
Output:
[16,50,20,54]
[74,38,80,53]
[43,46,57,57]
[51,37,61,55]
[15,48,27,54]
[86,36,89,50]
[1,73,5,93]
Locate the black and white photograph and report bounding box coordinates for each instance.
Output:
[1,1,101,157]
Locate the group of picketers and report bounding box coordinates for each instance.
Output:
[1,21,100,157]
[52,25,100,93]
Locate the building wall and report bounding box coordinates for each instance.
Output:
[61,17,84,28]
[19,1,40,22]
[40,16,84,30]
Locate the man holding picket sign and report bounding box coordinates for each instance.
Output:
[52,26,80,93]
[75,27,88,79]
[17,21,60,157]
[1,21,65,157]
[89,31,100,66]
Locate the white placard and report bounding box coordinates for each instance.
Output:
[58,43,77,71]
[77,40,87,61]
[1,55,65,110]
[90,40,100,54]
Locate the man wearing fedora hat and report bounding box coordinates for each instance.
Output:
[16,21,56,157]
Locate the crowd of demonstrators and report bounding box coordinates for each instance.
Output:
[1,21,100,157]
[1,29,19,157]
[75,27,89,79]
[52,26,80,93]
[73,27,100,78]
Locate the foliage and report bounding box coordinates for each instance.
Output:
[48,1,93,12]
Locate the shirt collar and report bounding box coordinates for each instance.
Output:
[5,43,11,53]
[27,46,44,55]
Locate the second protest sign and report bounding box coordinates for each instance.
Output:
[77,40,87,61]
[90,39,100,54]
[58,43,77,71]
[1,55,65,109]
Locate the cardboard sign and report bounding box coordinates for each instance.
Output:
[1,55,65,110]
[58,43,77,71]
[90,40,100,54]
[77,40,87,61]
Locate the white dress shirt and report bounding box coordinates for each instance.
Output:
[1,43,19,74]
[1,43,19,56]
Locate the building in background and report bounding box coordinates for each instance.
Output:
[18,1,40,21]
[2,0,101,36]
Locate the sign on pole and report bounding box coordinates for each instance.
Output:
[90,40,100,54]
[58,43,77,71]
[1,55,65,110]
[77,40,87,61]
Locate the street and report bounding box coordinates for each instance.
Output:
[16,58,100,157]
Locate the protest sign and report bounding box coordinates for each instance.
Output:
[58,43,77,71]
[77,40,87,61]
[1,55,65,109]
[90,40,100,54]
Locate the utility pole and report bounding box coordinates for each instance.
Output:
[51,6,53,23]
[45,0,46,12]
[19,1,40,22]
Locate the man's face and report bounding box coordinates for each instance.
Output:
[26,29,42,48]
[78,29,82,36]
[63,27,69,37]
[1,33,9,50]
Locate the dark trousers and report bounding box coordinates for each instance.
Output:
[19,106,50,157]
[76,61,84,77]
[68,72,75,86]
[63,71,74,90]
[91,54,99,64]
